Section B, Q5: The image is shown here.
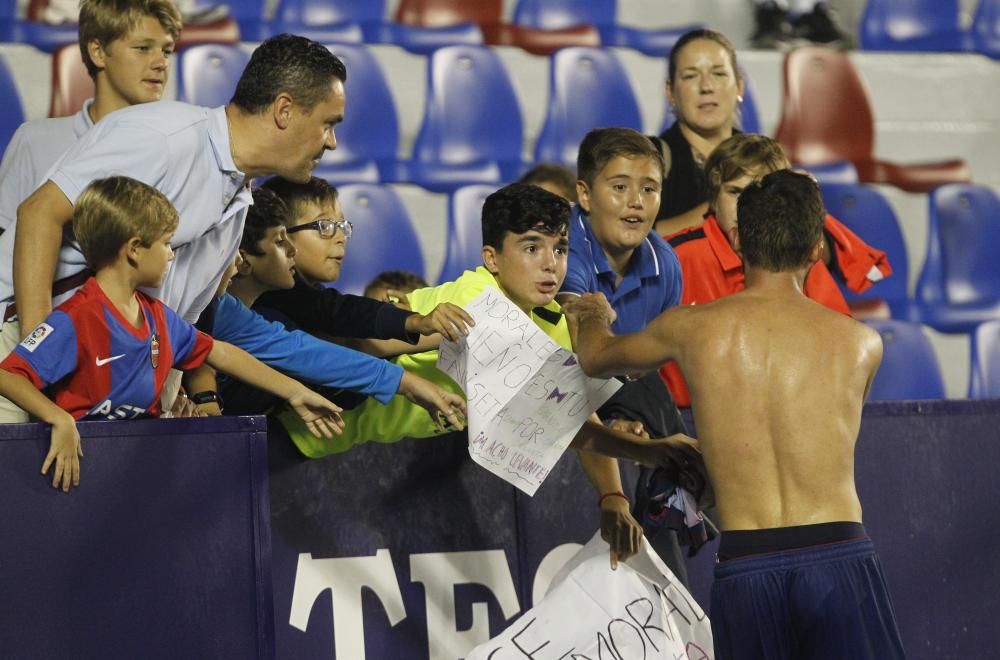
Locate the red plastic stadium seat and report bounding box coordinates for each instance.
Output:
[396,0,599,55]
[775,47,970,193]
[395,0,501,28]
[49,43,93,118]
[481,22,600,56]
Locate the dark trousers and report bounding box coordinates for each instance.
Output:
[711,537,906,660]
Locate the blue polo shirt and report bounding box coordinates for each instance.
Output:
[560,206,683,334]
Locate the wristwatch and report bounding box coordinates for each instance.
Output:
[190,390,224,411]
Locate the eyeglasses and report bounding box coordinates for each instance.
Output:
[287,218,353,240]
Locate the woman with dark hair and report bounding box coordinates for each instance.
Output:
[652,29,745,237]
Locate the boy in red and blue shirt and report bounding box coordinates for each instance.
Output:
[0,177,344,492]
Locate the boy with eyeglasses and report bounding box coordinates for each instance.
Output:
[253,177,472,347]
[193,187,468,433]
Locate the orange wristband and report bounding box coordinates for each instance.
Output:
[598,491,629,507]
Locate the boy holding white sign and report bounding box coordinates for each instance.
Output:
[277,183,701,565]
[556,127,697,586]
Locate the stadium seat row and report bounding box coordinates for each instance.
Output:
[2,41,973,197]
[4,1,1000,59]
[336,180,999,338]
[333,179,1000,400]
[0,0,699,56]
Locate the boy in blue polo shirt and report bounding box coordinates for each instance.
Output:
[557,127,695,584]
[0,177,345,492]
[559,127,683,329]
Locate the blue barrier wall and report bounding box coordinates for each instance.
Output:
[0,416,275,659]
[2,400,997,659]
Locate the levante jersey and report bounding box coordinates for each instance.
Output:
[0,278,213,420]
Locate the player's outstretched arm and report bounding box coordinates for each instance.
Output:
[0,370,82,492]
[206,341,345,438]
[573,417,702,471]
[397,370,467,432]
[14,182,75,338]
[566,293,684,379]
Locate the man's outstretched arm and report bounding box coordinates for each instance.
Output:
[566,293,684,379]
[14,182,75,338]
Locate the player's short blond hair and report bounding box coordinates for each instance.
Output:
[78,0,182,79]
[73,176,179,270]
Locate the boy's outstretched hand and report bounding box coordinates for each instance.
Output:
[42,416,82,492]
[403,301,475,343]
[286,389,345,438]
[600,495,642,570]
[398,371,467,432]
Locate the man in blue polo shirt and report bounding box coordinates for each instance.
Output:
[557,127,693,584]
[0,34,347,422]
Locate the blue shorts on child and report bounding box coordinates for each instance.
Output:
[710,529,905,660]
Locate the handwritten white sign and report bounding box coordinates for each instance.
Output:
[437,288,621,495]
[468,533,715,660]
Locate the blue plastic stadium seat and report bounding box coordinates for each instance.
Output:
[0,55,26,158]
[0,0,20,41]
[972,0,1000,59]
[313,44,398,184]
[332,184,425,295]
[511,0,701,56]
[177,44,249,108]
[404,46,524,192]
[914,184,1000,334]
[437,184,499,283]
[535,47,642,168]
[800,161,859,184]
[969,320,1000,398]
[865,319,945,401]
[372,22,483,55]
[269,0,364,43]
[820,183,911,320]
[660,67,760,135]
[860,0,969,52]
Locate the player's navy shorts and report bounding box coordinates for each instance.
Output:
[710,522,906,660]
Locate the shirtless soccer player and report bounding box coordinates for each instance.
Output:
[567,170,905,660]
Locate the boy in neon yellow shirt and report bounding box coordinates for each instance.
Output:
[280,183,700,566]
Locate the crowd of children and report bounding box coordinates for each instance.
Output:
[0,4,906,656]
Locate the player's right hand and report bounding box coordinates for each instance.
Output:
[563,292,617,326]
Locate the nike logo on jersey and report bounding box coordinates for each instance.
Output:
[95,354,126,366]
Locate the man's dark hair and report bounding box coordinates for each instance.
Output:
[242,187,291,256]
[261,176,339,224]
[737,169,824,272]
[482,183,570,250]
[230,34,347,114]
[576,127,664,188]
